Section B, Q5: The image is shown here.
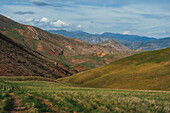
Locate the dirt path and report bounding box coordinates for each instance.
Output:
[26,93,60,113]
[8,93,26,113]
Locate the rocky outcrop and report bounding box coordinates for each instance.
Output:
[94,53,108,57]
[98,39,131,51]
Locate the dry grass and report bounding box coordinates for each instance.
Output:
[58,48,170,91]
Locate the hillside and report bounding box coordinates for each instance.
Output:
[59,48,170,91]
[0,15,119,55]
[0,14,133,72]
[0,33,75,78]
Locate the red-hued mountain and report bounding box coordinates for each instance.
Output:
[0,14,135,72]
[0,33,75,78]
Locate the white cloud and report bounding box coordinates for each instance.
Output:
[25,18,33,22]
[76,24,82,28]
[22,17,82,30]
[122,31,130,34]
[40,17,49,23]
[51,20,68,27]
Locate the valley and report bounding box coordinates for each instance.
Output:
[0,11,170,113]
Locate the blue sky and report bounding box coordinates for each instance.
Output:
[0,0,170,38]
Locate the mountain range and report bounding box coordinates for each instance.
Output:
[48,30,170,51]
[0,14,169,91]
[0,14,135,73]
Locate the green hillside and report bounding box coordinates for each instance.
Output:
[59,48,170,91]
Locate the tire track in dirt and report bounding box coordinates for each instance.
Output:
[26,93,61,113]
[8,93,27,113]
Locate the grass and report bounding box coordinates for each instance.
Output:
[0,76,170,113]
[0,81,14,112]
[0,79,53,112]
[58,47,170,91]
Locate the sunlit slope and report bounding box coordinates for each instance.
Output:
[59,48,170,91]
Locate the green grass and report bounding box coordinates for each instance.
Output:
[0,77,169,113]
[0,79,53,112]
[0,81,14,112]
[58,48,170,91]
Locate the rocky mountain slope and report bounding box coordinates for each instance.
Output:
[0,33,75,78]
[0,14,134,72]
[0,15,118,56]
[59,47,170,90]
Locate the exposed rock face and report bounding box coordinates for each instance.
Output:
[94,53,108,57]
[26,26,43,40]
[0,33,75,78]
[98,39,131,51]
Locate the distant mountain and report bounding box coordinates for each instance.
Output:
[48,30,156,42]
[48,30,132,51]
[128,37,170,50]
[59,47,170,91]
[0,33,74,78]
[100,32,156,42]
[47,30,109,44]
[0,14,134,72]
[48,30,90,38]
[48,30,170,51]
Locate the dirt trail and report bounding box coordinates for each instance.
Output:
[26,93,60,113]
[8,93,26,113]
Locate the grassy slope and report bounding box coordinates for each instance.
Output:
[0,76,170,113]
[58,48,170,91]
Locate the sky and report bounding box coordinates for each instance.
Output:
[0,0,170,38]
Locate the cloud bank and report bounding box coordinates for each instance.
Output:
[30,0,62,7]
[13,11,35,15]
